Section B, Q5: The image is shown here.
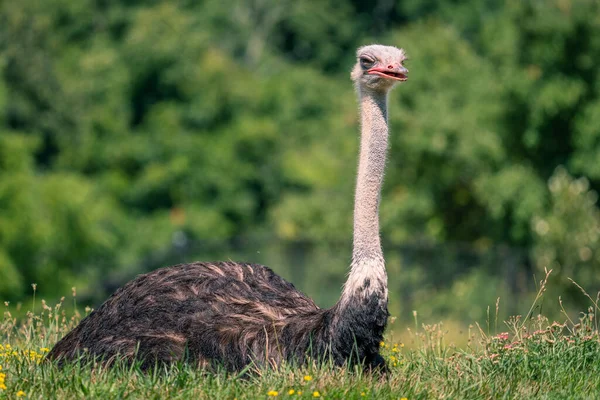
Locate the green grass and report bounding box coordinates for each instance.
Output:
[1,274,600,399]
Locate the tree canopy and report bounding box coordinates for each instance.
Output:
[1,0,599,322]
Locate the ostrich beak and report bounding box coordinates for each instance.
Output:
[367,65,408,81]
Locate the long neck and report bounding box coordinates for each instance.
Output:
[353,90,388,259]
[340,88,389,306]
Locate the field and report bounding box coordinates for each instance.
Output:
[1,277,599,400]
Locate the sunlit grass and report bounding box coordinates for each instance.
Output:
[1,272,599,399]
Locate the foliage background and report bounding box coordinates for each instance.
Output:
[1,0,599,332]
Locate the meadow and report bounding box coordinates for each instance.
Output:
[1,272,599,399]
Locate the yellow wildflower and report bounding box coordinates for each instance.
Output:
[297,392,303,396]
[40,348,50,353]
[267,390,279,396]
[379,341,385,347]
[303,375,312,382]
[17,391,26,397]
[361,392,366,396]
[400,398,408,400]
[313,391,321,398]
[288,389,295,395]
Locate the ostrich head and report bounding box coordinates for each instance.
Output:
[351,44,408,91]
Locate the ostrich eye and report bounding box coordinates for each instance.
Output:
[360,57,375,68]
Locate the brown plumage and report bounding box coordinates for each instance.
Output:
[47,44,409,371]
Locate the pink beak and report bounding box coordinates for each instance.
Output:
[367,65,408,81]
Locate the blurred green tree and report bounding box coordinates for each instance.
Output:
[0,0,599,321]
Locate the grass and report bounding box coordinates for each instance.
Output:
[1,272,599,399]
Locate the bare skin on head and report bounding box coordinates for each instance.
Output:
[47,44,408,372]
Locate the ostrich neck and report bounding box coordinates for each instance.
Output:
[340,88,389,306]
[353,90,388,260]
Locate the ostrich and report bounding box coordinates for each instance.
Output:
[47,44,409,371]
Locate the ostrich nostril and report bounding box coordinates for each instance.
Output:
[387,65,393,69]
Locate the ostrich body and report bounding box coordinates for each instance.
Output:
[47,45,409,371]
